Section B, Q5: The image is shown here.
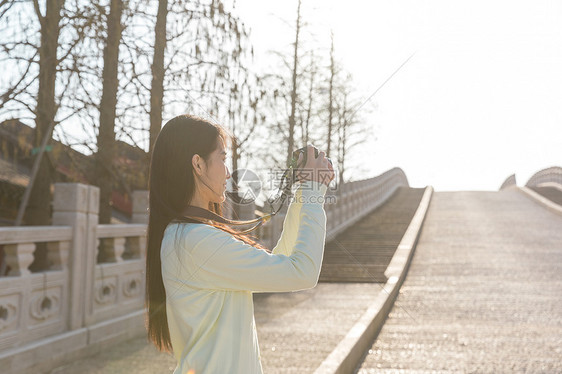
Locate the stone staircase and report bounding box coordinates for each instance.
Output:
[530,186,562,206]
[319,187,425,283]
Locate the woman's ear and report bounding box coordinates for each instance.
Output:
[192,154,204,176]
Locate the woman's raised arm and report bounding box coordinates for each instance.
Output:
[180,180,328,293]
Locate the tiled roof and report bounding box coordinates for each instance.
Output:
[0,157,29,187]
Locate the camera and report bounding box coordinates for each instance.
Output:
[290,146,331,169]
[290,146,318,168]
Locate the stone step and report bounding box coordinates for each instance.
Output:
[319,264,389,283]
[319,187,425,283]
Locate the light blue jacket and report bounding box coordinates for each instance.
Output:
[160,180,328,374]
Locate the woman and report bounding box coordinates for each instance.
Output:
[145,114,334,373]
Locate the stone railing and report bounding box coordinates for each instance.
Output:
[0,226,72,353]
[89,224,146,326]
[0,183,147,374]
[256,167,409,248]
[324,167,409,241]
[0,168,409,373]
[499,174,517,190]
[525,166,562,187]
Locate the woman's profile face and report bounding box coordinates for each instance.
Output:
[203,138,231,203]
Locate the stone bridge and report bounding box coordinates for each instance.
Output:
[0,167,560,373]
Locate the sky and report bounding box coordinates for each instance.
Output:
[234,0,562,191]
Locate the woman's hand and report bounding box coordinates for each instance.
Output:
[296,144,335,186]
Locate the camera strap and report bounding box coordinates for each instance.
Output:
[173,205,273,234]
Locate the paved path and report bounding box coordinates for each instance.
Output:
[358,189,562,373]
[48,283,382,374]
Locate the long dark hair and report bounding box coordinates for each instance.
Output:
[145,114,267,353]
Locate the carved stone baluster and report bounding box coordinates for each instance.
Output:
[47,241,70,270]
[125,236,145,259]
[4,242,35,276]
[99,237,125,262]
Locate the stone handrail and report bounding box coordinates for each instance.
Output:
[0,226,72,246]
[89,223,147,326]
[499,174,517,190]
[0,225,74,356]
[256,168,409,248]
[325,167,409,241]
[533,182,562,192]
[0,183,148,373]
[525,166,562,187]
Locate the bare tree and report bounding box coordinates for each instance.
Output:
[95,0,124,224]
[135,0,254,161]
[227,72,262,174]
[258,0,322,170]
[326,31,336,157]
[223,66,272,217]
[301,50,317,146]
[0,1,103,224]
[285,0,302,166]
[335,73,373,185]
[25,0,65,225]
[148,0,167,156]
[0,0,65,225]
[337,91,348,186]
[80,0,254,222]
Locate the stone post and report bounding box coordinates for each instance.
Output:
[52,183,99,330]
[132,190,149,224]
[131,190,149,262]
